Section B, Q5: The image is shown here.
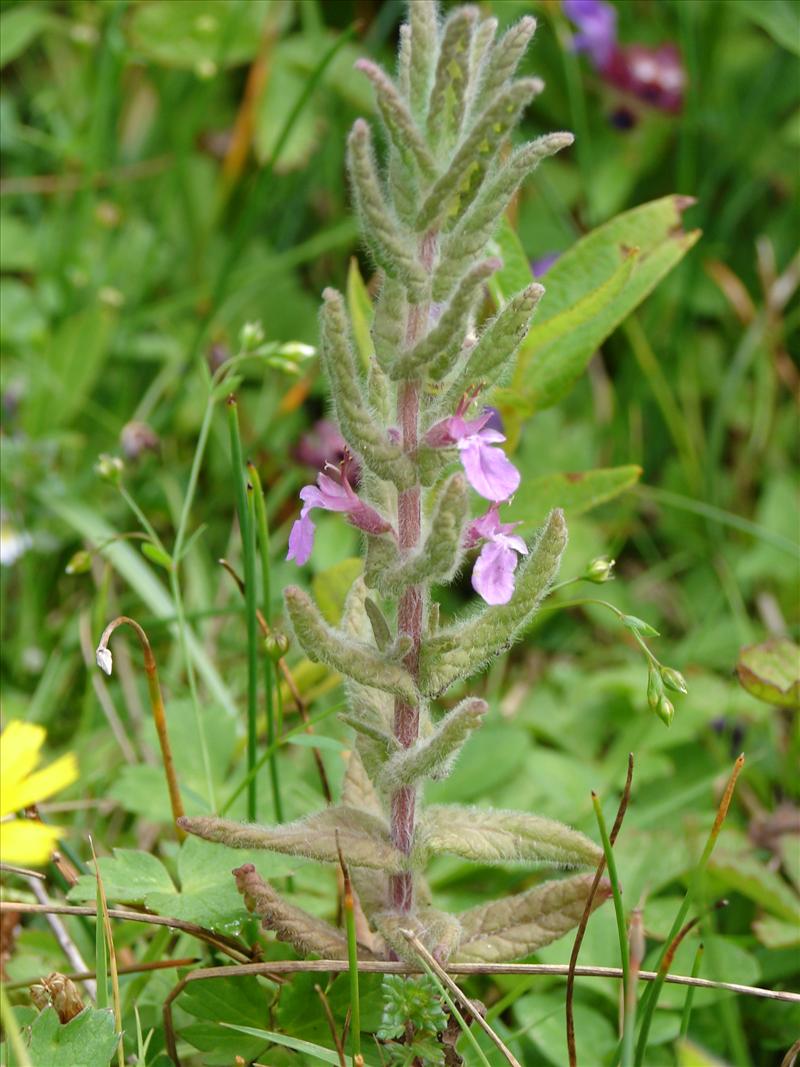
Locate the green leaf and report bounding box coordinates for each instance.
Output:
[346,257,374,371]
[0,6,55,69]
[27,1006,119,1067]
[736,638,800,708]
[67,849,174,904]
[707,850,800,924]
[68,838,296,932]
[312,558,364,625]
[179,975,275,1065]
[675,1040,729,1067]
[141,541,174,571]
[23,303,116,436]
[487,214,536,305]
[514,990,616,1067]
[498,196,700,416]
[753,915,800,949]
[129,0,273,71]
[0,214,37,271]
[733,0,800,56]
[508,465,642,527]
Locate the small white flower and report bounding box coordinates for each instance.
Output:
[0,521,32,566]
[95,647,113,676]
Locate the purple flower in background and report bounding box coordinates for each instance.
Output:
[287,466,391,566]
[531,252,560,278]
[466,504,528,605]
[293,418,353,475]
[605,43,685,114]
[563,0,617,70]
[425,400,520,502]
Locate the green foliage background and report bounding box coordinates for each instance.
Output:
[1,1,798,1065]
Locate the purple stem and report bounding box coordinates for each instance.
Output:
[389,232,437,914]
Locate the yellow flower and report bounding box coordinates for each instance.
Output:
[0,721,78,866]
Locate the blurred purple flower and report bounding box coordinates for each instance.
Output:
[531,253,560,278]
[466,503,528,605]
[605,43,685,113]
[563,0,617,69]
[293,418,353,475]
[287,467,391,566]
[425,402,520,502]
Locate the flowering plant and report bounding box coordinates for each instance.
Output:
[180,0,613,965]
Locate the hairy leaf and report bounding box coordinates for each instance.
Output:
[454,873,612,962]
[179,806,407,872]
[416,806,603,869]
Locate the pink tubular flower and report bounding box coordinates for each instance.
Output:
[466,503,528,606]
[287,467,391,566]
[425,403,520,503]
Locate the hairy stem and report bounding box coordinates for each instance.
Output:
[390,232,437,913]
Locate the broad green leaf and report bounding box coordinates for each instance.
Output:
[276,971,384,1045]
[27,1006,119,1067]
[0,214,37,271]
[707,850,800,923]
[67,849,174,903]
[23,303,116,436]
[497,196,700,418]
[346,256,374,370]
[508,465,642,527]
[753,915,800,949]
[488,214,536,304]
[141,541,174,571]
[179,975,275,1065]
[312,557,363,624]
[0,6,54,69]
[129,0,272,71]
[736,638,800,708]
[733,0,800,56]
[675,1039,729,1066]
[514,991,616,1067]
[649,934,760,1009]
[68,837,297,932]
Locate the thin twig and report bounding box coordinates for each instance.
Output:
[400,930,522,1067]
[567,753,633,1067]
[26,879,96,1001]
[4,957,199,992]
[95,616,186,837]
[3,901,251,962]
[0,155,171,196]
[781,1038,800,1067]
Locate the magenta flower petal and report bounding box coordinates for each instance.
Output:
[458,437,521,501]
[286,512,315,565]
[472,540,519,605]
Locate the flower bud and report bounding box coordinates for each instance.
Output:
[660,666,688,695]
[265,632,290,661]
[95,453,124,485]
[239,320,265,352]
[65,549,92,575]
[120,420,159,460]
[656,695,674,726]
[585,556,615,583]
[95,646,113,676]
[647,664,663,710]
[622,614,659,638]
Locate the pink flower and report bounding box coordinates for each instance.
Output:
[425,403,520,503]
[466,504,528,606]
[287,467,391,566]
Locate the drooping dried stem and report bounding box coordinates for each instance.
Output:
[96,616,185,839]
